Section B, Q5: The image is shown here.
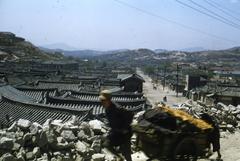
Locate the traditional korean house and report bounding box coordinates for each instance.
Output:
[118,73,145,93]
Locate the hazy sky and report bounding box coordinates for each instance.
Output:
[1,0,240,50]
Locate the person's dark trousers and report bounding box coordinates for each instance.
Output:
[102,137,124,159]
[102,136,132,161]
[119,139,132,161]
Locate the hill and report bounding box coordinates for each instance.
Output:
[40,47,130,58]
[54,49,104,57]
[0,32,65,62]
[179,47,206,52]
[90,46,240,70]
[41,43,77,51]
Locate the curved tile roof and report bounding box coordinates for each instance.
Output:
[0,85,37,103]
[36,81,81,91]
[17,87,57,101]
[0,96,89,126]
[45,96,146,116]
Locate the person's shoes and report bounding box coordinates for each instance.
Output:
[216,158,223,161]
[116,156,124,161]
[206,151,213,158]
[216,155,222,161]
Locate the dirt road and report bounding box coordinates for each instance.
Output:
[137,69,187,107]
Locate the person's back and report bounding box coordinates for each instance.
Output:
[99,90,133,161]
[105,101,133,144]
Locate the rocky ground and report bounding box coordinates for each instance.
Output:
[0,117,152,161]
[0,117,117,161]
[218,130,240,161]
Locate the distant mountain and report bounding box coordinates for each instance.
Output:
[227,46,240,52]
[41,43,78,51]
[39,47,131,58]
[92,46,240,65]
[61,49,132,58]
[39,48,106,57]
[154,49,168,53]
[179,47,206,52]
[94,48,157,63]
[63,49,105,57]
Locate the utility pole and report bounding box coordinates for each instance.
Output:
[163,65,166,91]
[176,64,179,97]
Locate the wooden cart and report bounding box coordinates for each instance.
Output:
[133,124,211,161]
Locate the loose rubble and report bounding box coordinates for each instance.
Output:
[0,117,112,161]
[177,100,240,134]
[1,101,240,160]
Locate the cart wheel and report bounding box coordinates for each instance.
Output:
[172,138,198,161]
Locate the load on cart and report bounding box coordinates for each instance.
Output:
[133,104,220,161]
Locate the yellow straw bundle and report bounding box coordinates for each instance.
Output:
[157,104,213,130]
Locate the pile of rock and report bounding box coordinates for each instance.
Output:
[0,116,120,161]
[180,101,240,134]
[3,100,238,160]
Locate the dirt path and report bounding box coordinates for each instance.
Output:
[218,131,240,161]
[137,69,187,107]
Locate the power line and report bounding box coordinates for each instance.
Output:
[208,0,240,16]
[203,0,240,23]
[112,0,238,44]
[175,0,240,30]
[188,0,240,28]
[176,63,179,97]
